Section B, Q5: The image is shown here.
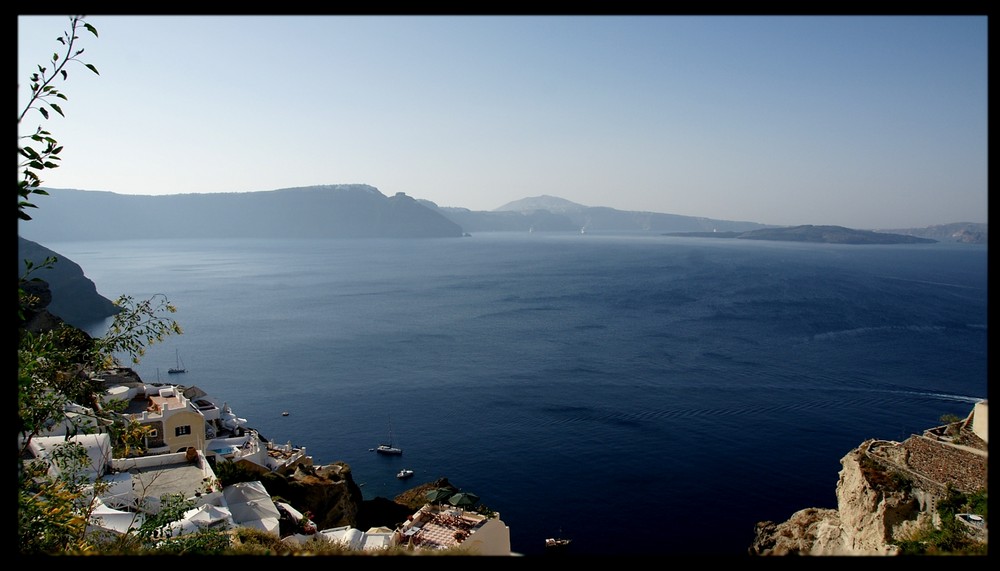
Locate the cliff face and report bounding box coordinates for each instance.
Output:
[19,185,465,242]
[750,408,988,556]
[749,444,920,556]
[18,236,121,329]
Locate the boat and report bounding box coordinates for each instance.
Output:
[167,348,187,374]
[375,417,402,455]
[396,468,414,479]
[545,537,571,548]
[281,411,289,416]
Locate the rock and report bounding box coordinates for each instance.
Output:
[750,404,988,556]
[18,236,121,328]
[260,461,365,532]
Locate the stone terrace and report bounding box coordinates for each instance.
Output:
[900,434,988,494]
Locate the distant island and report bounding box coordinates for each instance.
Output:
[17,186,984,244]
[664,225,938,245]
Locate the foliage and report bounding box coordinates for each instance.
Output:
[18,15,99,221]
[16,18,200,555]
[474,504,498,519]
[213,459,262,488]
[892,485,988,556]
[938,413,961,425]
[18,255,58,323]
[17,441,96,555]
[965,489,987,519]
[97,293,183,367]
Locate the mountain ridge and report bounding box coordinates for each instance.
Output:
[16,185,986,244]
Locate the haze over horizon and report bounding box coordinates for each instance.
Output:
[18,15,987,229]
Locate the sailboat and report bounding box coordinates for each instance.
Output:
[167,348,187,374]
[376,417,402,455]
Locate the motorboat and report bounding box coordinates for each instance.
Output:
[396,468,414,479]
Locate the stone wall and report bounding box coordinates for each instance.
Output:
[900,436,988,494]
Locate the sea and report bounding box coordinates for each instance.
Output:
[45,231,988,557]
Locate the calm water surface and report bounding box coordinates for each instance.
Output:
[48,232,987,556]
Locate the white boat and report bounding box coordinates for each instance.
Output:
[167,348,187,374]
[545,537,571,548]
[396,469,414,479]
[376,417,402,455]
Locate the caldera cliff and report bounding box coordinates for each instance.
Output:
[750,402,988,556]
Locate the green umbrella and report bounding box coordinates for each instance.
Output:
[424,488,455,503]
[448,491,480,508]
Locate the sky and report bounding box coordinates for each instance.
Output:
[17,15,988,229]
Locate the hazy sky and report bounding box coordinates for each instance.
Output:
[18,15,987,229]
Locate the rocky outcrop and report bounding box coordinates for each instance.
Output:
[750,407,988,556]
[749,444,920,556]
[258,461,365,532]
[18,236,121,328]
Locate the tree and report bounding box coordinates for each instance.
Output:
[16,17,194,554]
[18,15,99,221]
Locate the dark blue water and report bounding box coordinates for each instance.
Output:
[48,232,987,556]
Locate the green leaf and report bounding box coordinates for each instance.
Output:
[84,23,98,37]
[49,103,64,117]
[20,147,39,159]
[85,63,99,75]
[52,52,59,62]
[38,108,49,119]
[61,70,67,80]
[56,93,68,100]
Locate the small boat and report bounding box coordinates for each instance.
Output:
[376,417,403,455]
[167,348,187,374]
[545,537,571,548]
[396,469,414,479]
[281,411,289,416]
[376,443,402,455]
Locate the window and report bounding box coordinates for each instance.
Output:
[147,429,158,438]
[175,425,191,437]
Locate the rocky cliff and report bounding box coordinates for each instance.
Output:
[18,236,121,329]
[750,407,988,556]
[18,185,465,242]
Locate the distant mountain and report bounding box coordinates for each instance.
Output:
[872,222,987,245]
[18,187,984,244]
[495,195,590,213]
[17,237,121,329]
[422,194,771,234]
[665,225,937,245]
[17,185,464,242]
